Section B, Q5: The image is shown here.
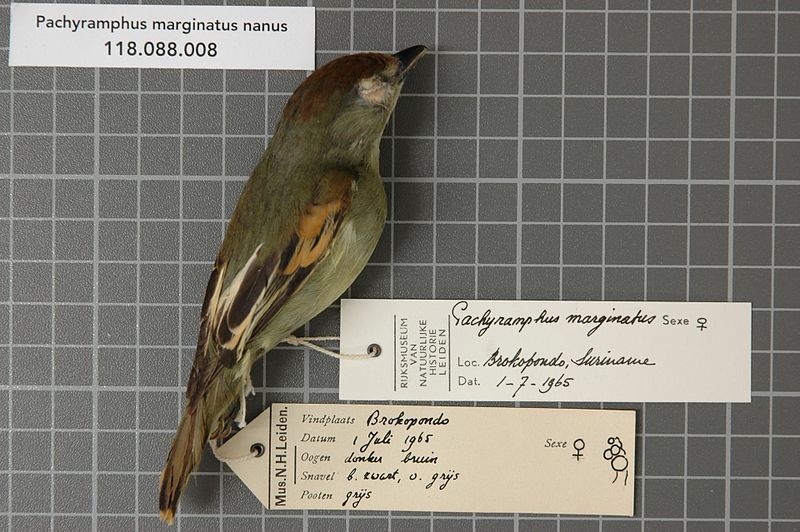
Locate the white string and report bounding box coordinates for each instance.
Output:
[282,335,380,360]
[209,440,263,464]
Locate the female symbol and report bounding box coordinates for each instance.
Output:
[572,438,585,462]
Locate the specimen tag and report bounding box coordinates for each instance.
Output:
[9,3,315,70]
[339,299,751,402]
[220,403,636,515]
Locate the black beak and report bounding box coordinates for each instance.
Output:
[393,45,428,75]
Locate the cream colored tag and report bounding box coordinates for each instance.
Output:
[219,403,635,516]
[340,299,751,402]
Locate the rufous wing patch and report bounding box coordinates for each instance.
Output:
[185,169,357,394]
[284,177,352,275]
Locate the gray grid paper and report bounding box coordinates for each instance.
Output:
[2,0,800,531]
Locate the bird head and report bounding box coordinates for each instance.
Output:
[275,45,427,164]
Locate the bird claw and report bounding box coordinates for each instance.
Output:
[234,395,248,429]
[234,378,252,429]
[244,374,255,397]
[232,375,256,430]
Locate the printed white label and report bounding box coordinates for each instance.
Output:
[340,299,751,402]
[220,403,636,516]
[9,3,315,70]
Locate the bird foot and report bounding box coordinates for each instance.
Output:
[244,375,255,397]
[234,391,248,429]
[234,401,247,429]
[234,375,256,429]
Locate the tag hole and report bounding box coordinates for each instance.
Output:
[250,443,265,457]
[368,344,382,357]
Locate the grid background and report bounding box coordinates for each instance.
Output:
[1,0,800,530]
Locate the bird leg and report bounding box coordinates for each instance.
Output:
[234,374,255,429]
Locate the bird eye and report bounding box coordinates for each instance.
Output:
[357,76,390,106]
[358,76,384,92]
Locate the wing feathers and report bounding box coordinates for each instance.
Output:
[186,170,356,403]
[214,245,265,367]
[187,258,227,403]
[227,261,266,329]
[284,174,353,274]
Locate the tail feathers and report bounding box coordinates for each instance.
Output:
[159,405,209,525]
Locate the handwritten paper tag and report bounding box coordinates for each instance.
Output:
[220,403,635,515]
[340,299,751,402]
